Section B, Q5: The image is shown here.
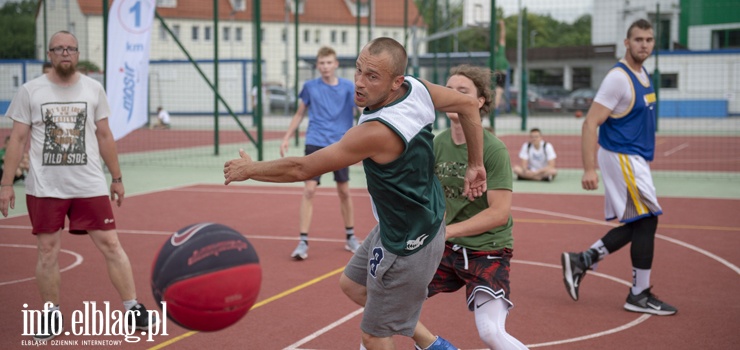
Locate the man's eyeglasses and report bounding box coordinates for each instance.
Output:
[49,47,79,55]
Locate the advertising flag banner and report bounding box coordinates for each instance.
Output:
[106,0,156,140]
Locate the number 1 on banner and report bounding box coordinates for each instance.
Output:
[129,1,141,28]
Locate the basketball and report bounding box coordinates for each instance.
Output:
[151,223,262,331]
[574,110,583,118]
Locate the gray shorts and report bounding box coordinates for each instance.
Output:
[344,224,445,337]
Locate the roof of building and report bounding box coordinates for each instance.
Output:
[60,0,423,27]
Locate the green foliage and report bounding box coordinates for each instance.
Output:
[0,0,37,59]
[413,1,591,53]
[77,60,101,73]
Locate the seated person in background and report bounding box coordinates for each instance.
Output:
[152,106,171,129]
[513,128,558,181]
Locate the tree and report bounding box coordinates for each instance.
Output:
[413,1,591,53]
[0,0,37,59]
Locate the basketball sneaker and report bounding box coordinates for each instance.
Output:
[129,303,157,330]
[561,251,590,301]
[291,240,308,260]
[345,236,361,253]
[624,288,677,316]
[34,311,62,341]
[414,336,458,350]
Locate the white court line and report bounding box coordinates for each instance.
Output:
[525,314,652,348]
[0,244,84,286]
[512,206,740,276]
[282,260,644,350]
[662,142,689,157]
[283,308,364,350]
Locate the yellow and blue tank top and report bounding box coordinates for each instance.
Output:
[598,62,657,161]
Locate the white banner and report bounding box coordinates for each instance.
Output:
[106,0,156,140]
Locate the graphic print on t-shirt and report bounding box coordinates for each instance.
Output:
[41,102,88,166]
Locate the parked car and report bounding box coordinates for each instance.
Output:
[267,86,297,114]
[533,85,571,103]
[561,88,596,112]
[508,86,563,112]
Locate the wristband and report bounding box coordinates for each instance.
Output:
[111,177,123,183]
[0,184,13,187]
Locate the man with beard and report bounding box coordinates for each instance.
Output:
[1,31,155,340]
[561,19,677,316]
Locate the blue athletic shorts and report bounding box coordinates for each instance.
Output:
[305,144,350,184]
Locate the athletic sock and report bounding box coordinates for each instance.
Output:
[631,268,651,295]
[345,227,355,240]
[123,299,139,311]
[299,233,308,245]
[589,240,609,261]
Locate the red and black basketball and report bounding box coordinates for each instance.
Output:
[151,223,262,331]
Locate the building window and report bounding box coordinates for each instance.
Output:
[172,25,181,39]
[261,28,265,42]
[224,27,231,42]
[236,27,243,42]
[331,30,337,44]
[660,73,678,89]
[205,26,212,41]
[282,28,288,43]
[231,0,245,11]
[314,29,321,43]
[712,28,740,49]
[341,30,347,44]
[304,29,310,43]
[159,25,168,41]
[192,26,199,41]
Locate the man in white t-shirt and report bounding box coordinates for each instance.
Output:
[513,128,558,181]
[0,31,155,341]
[152,106,171,129]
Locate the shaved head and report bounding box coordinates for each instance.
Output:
[363,37,407,77]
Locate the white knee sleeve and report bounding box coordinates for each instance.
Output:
[473,293,529,350]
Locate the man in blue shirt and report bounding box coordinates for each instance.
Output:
[279,46,358,260]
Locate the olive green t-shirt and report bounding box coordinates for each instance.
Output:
[434,129,513,250]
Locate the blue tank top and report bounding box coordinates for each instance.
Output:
[598,62,657,161]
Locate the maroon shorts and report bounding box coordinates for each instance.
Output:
[427,242,513,311]
[26,195,116,235]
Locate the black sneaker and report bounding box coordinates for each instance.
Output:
[128,303,157,330]
[34,312,63,341]
[561,252,589,301]
[624,288,678,316]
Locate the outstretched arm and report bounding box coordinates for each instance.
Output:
[498,20,506,47]
[225,121,402,185]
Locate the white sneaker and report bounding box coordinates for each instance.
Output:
[291,241,308,260]
[345,236,361,253]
